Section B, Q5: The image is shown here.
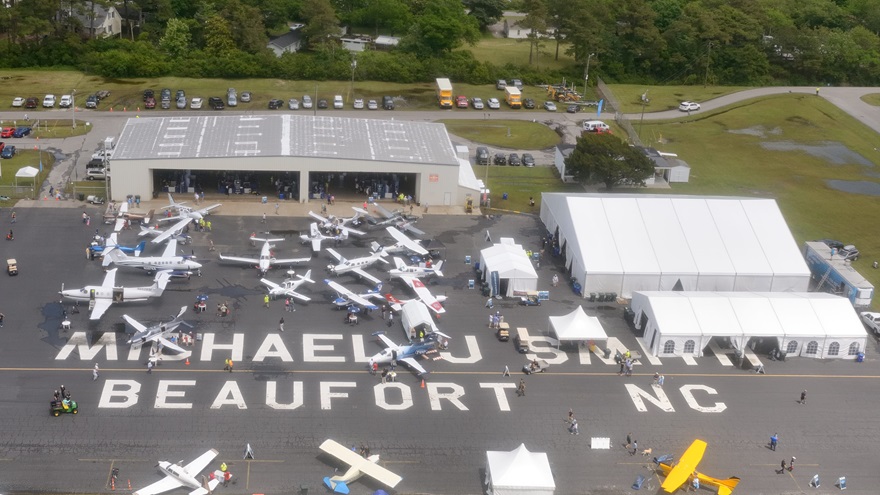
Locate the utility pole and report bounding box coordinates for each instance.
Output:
[638,90,649,142]
[349,55,357,102]
[583,52,595,92]
[71,89,76,129]
[704,42,712,87]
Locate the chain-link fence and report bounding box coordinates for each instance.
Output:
[596,77,642,147]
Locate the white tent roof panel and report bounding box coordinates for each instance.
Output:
[741,200,809,276]
[644,294,702,336]
[766,295,826,337]
[637,198,699,275]
[671,198,736,276]
[727,295,785,336]
[486,444,555,494]
[689,295,742,337]
[576,197,623,275]
[707,199,772,276]
[549,306,608,342]
[604,198,660,273]
[810,296,867,338]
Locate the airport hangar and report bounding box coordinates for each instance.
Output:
[106,114,482,205]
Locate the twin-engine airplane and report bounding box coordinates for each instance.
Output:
[300,222,356,252]
[308,209,366,234]
[659,440,740,495]
[161,193,222,221]
[60,269,172,320]
[389,257,444,278]
[124,306,192,354]
[260,269,315,301]
[319,439,402,494]
[354,202,425,236]
[139,217,194,245]
[325,279,382,311]
[132,448,220,495]
[326,248,388,285]
[219,235,310,275]
[104,238,202,274]
[369,330,450,375]
[372,226,428,256]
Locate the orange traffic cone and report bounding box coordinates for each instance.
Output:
[185,357,190,366]
[420,379,425,389]
[128,480,132,490]
[109,106,113,112]
[110,477,115,491]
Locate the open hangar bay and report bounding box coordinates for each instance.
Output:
[0,206,879,494]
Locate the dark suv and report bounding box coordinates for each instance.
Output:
[208,97,225,110]
[493,152,507,165]
[508,153,521,166]
[476,146,490,165]
[268,99,283,109]
[85,95,98,109]
[143,89,154,101]
[383,96,395,110]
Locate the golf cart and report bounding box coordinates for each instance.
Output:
[519,293,541,306]
[7,258,17,276]
[523,359,549,374]
[51,398,78,416]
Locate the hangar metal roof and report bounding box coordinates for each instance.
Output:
[112,115,459,166]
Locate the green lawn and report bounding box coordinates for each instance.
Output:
[464,36,575,72]
[607,84,751,113]
[635,93,880,306]
[440,119,561,149]
[0,150,54,199]
[474,165,583,210]
[860,93,880,106]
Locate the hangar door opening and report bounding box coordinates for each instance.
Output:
[307,172,417,202]
[153,170,301,201]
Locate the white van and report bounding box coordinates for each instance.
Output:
[333,95,344,109]
[582,120,611,133]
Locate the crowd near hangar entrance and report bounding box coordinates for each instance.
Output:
[110,115,474,205]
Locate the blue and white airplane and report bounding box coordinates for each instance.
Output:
[325,279,383,311]
[369,330,450,375]
[89,233,146,258]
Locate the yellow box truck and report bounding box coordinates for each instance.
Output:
[436,78,453,109]
[505,87,522,108]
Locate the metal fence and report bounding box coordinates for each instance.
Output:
[596,77,642,147]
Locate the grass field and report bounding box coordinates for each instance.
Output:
[473,165,583,210]
[440,119,561,149]
[0,150,54,199]
[608,84,751,113]
[860,93,880,106]
[464,35,575,72]
[636,93,880,304]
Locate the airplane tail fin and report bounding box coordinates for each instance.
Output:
[434,260,444,277]
[393,257,406,270]
[716,477,741,494]
[135,240,147,256]
[144,209,155,224]
[300,269,315,284]
[370,241,381,253]
[309,222,320,238]
[153,271,172,294]
[103,247,123,267]
[323,477,350,494]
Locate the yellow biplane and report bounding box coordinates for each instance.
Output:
[659,440,741,495]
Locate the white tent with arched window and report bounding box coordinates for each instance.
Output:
[631,291,866,359]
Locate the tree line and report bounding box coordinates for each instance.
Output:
[0,0,878,86]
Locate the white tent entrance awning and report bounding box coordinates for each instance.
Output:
[486,444,555,495]
[480,238,538,297]
[549,306,607,348]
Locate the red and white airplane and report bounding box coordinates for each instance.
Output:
[385,279,447,314]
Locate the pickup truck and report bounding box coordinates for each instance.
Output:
[861,312,880,335]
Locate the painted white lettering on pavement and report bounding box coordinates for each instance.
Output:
[98,379,141,408]
[525,337,568,364]
[624,383,675,412]
[439,335,482,363]
[303,334,345,363]
[374,383,414,410]
[320,381,356,409]
[680,384,726,413]
[350,335,372,363]
[199,333,244,362]
[480,383,516,411]
[210,381,248,409]
[155,380,196,409]
[266,381,304,410]
[55,331,118,360]
[253,334,295,362]
[427,383,469,411]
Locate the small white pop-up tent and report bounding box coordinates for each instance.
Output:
[548,306,607,348]
[15,166,39,197]
[480,238,538,297]
[486,444,555,495]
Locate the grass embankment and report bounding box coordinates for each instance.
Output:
[608,84,751,113]
[472,165,583,211]
[859,93,880,106]
[637,93,880,301]
[439,119,561,149]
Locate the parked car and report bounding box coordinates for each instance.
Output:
[508,153,521,166]
[25,97,38,108]
[353,98,364,109]
[679,101,701,112]
[11,97,23,107]
[382,96,394,110]
[160,88,172,101]
[511,79,523,89]
[1,145,15,158]
[1,127,15,138]
[240,91,252,102]
[176,90,185,101]
[496,79,507,90]
[302,95,313,109]
[207,97,224,110]
[566,104,581,113]
[818,239,845,249]
[43,94,56,108]
[144,97,157,109]
[487,98,500,109]
[87,158,105,169]
[493,152,507,165]
[91,148,113,160]
[58,95,72,108]
[12,127,31,138]
[288,98,300,110]
[317,99,329,109]
[227,93,237,107]
[456,95,469,108]
[95,90,111,100]
[861,312,880,335]
[838,245,860,261]
[582,120,611,133]
[523,98,535,109]
[86,168,109,180]
[333,95,344,109]
[268,99,283,109]
[522,153,535,167]
[176,97,186,109]
[160,98,171,109]
[472,97,484,109]
[190,97,203,109]
[476,146,490,165]
[367,99,378,110]
[142,89,154,101]
[85,95,98,108]
[226,87,236,97]
[0,142,5,153]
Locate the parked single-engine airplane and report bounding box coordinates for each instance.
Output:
[326,248,388,285]
[105,203,155,231]
[160,193,221,221]
[659,440,740,495]
[124,306,192,353]
[89,233,146,259]
[391,277,446,314]
[319,439,402,494]
[104,238,202,274]
[219,236,310,275]
[371,226,429,256]
[354,202,425,236]
[369,330,450,375]
[308,209,366,233]
[389,257,443,278]
[132,448,220,495]
[60,269,172,320]
[300,222,355,253]
[325,279,382,311]
[260,269,315,301]
[139,217,194,245]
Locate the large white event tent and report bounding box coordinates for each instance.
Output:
[548,306,607,348]
[485,444,555,495]
[480,238,538,297]
[539,194,811,298]
[631,291,867,359]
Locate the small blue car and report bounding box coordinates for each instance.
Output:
[12,126,31,138]
[1,145,16,159]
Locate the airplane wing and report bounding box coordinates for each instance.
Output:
[218,254,259,264]
[372,203,396,219]
[662,440,707,493]
[399,221,425,236]
[376,332,397,349]
[157,336,188,354]
[121,314,148,333]
[351,267,381,285]
[198,204,222,215]
[152,218,193,244]
[325,280,377,310]
[114,217,126,232]
[161,238,178,258]
[272,256,311,265]
[405,277,446,314]
[260,278,311,302]
[400,356,428,375]
[182,448,219,476]
[311,238,322,252]
[386,227,428,255]
[339,225,365,236]
[309,211,330,224]
[102,268,118,288]
[326,248,344,263]
[319,440,402,488]
[89,299,113,321]
[132,475,183,495]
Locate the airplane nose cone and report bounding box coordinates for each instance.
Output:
[190,261,203,269]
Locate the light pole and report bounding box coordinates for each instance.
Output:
[349,55,357,102]
[71,89,76,129]
[583,52,595,92]
[638,90,649,141]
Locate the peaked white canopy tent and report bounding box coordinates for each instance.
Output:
[631,291,867,359]
[548,306,607,348]
[15,166,40,197]
[539,194,811,298]
[480,238,538,297]
[485,444,555,495]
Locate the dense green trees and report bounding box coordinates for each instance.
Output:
[564,133,655,190]
[0,0,878,86]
